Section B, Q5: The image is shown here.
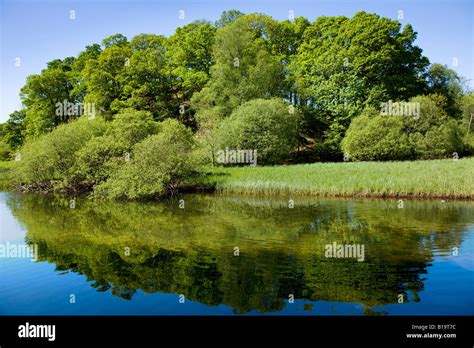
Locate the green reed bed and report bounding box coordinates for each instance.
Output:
[203,158,474,199]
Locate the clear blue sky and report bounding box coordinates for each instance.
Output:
[0,0,472,122]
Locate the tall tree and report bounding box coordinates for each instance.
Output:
[166,21,216,128]
[426,63,463,118]
[192,15,284,121]
[215,9,244,28]
[121,34,177,121]
[82,35,131,119]
[293,12,430,157]
[3,109,26,150]
[20,58,76,136]
[70,44,102,103]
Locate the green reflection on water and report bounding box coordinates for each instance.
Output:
[7,193,473,314]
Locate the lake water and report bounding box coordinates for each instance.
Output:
[0,191,473,315]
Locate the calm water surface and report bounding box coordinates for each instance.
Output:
[0,192,473,315]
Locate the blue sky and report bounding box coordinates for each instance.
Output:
[0,0,472,122]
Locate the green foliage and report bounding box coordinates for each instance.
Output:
[461,93,474,137]
[7,9,473,195]
[74,109,158,183]
[0,161,15,189]
[0,141,11,161]
[73,136,124,183]
[192,15,284,119]
[21,60,76,136]
[102,34,128,48]
[81,30,216,128]
[166,22,216,127]
[342,95,465,161]
[2,110,26,151]
[167,22,215,90]
[0,124,9,160]
[70,44,102,102]
[406,94,464,159]
[414,120,464,158]
[10,108,197,199]
[426,64,463,118]
[121,34,177,121]
[215,9,244,28]
[460,93,474,152]
[105,108,158,145]
[293,12,430,155]
[19,42,101,138]
[83,42,132,119]
[94,119,196,200]
[341,108,412,161]
[215,99,300,164]
[12,117,106,184]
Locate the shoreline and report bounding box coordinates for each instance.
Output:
[2,185,473,201]
[212,189,474,200]
[2,157,473,201]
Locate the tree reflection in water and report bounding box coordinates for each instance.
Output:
[7,193,472,314]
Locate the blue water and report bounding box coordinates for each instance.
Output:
[1,192,473,315]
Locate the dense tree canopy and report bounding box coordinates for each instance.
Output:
[192,15,285,120]
[293,12,430,157]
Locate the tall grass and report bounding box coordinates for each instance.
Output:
[203,158,474,199]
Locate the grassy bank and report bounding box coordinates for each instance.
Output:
[3,158,473,199]
[200,157,474,199]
